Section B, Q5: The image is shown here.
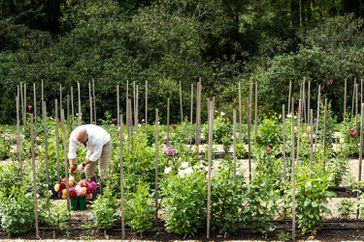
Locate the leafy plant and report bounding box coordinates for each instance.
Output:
[256,117,281,149]
[202,115,232,144]
[327,157,349,187]
[336,199,354,219]
[125,182,155,233]
[91,188,119,230]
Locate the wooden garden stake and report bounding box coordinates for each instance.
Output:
[42,101,50,190]
[254,81,258,144]
[180,81,183,123]
[323,98,328,167]
[288,80,292,115]
[60,84,63,117]
[307,81,311,123]
[233,109,237,178]
[19,82,24,124]
[189,83,194,146]
[310,109,314,167]
[357,103,364,219]
[117,84,120,126]
[71,86,74,128]
[24,82,27,124]
[33,82,37,119]
[30,114,40,240]
[167,98,170,146]
[303,78,306,123]
[55,99,61,185]
[352,81,356,117]
[92,79,96,123]
[282,104,286,183]
[136,85,139,129]
[206,99,214,239]
[344,79,347,120]
[296,99,301,163]
[239,81,242,140]
[145,80,148,125]
[16,90,22,172]
[41,79,44,103]
[89,82,93,124]
[133,82,136,128]
[77,81,82,124]
[314,85,321,156]
[247,81,253,182]
[61,110,70,211]
[126,80,129,125]
[361,79,363,109]
[290,98,296,240]
[195,79,202,153]
[119,114,125,239]
[356,83,359,130]
[154,109,159,224]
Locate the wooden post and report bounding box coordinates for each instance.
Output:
[291,98,296,240]
[126,80,129,125]
[310,109,314,167]
[356,83,359,130]
[361,79,363,110]
[154,109,159,224]
[20,82,24,124]
[133,82,136,129]
[288,80,292,115]
[30,114,40,239]
[42,101,50,190]
[89,82,93,124]
[307,81,311,123]
[41,79,44,103]
[92,79,96,124]
[119,114,125,239]
[166,98,170,146]
[61,110,70,211]
[357,103,364,219]
[282,104,286,183]
[136,85,139,129]
[206,99,214,239]
[60,84,63,119]
[239,81,242,140]
[33,83,37,119]
[16,89,22,172]
[145,80,148,125]
[189,83,194,146]
[296,99,301,163]
[254,82,258,144]
[352,81,356,117]
[55,99,61,185]
[314,85,321,155]
[344,79,347,120]
[180,81,183,123]
[24,83,27,124]
[247,81,253,182]
[77,81,81,124]
[323,98,328,167]
[303,78,307,123]
[71,86,74,128]
[233,109,237,178]
[195,79,202,153]
[117,84,120,126]
[66,95,70,122]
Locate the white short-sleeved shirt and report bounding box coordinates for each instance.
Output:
[68,124,111,162]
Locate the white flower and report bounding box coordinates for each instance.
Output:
[138,124,142,127]
[178,169,185,177]
[339,138,345,144]
[75,185,82,195]
[184,167,193,175]
[69,175,75,181]
[36,194,40,198]
[164,167,171,174]
[181,162,189,168]
[205,166,209,172]
[220,112,226,116]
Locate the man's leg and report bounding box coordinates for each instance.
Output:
[84,161,97,180]
[99,141,112,179]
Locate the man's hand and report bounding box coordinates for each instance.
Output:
[77,163,84,172]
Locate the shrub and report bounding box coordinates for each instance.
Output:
[91,188,119,230]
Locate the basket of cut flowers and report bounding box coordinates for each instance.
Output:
[54,176,97,210]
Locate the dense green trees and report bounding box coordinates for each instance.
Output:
[1,0,364,123]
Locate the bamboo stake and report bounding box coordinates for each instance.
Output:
[356,83,359,130]
[24,83,27,124]
[314,85,321,157]
[247,81,253,182]
[239,81,242,140]
[133,82,136,128]
[16,89,22,172]
[55,99,60,185]
[296,99,301,163]
[233,109,237,178]
[307,81,311,123]
[167,98,170,146]
[344,79,347,120]
[254,82,258,144]
[145,80,148,125]
[71,86,74,128]
[92,79,96,123]
[41,79,44,103]
[119,114,125,239]
[189,83,194,146]
[19,82,24,124]
[310,109,314,167]
[60,84,63,118]
[42,101,50,190]
[303,78,306,123]
[179,81,183,122]
[33,83,37,119]
[136,85,139,129]
[77,81,81,124]
[206,99,214,239]
[195,79,202,153]
[30,114,40,239]
[323,98,328,168]
[361,80,363,110]
[352,81,356,117]
[61,110,70,211]
[154,109,159,224]
[291,98,296,240]
[357,103,364,219]
[89,82,93,124]
[288,80,292,115]
[126,80,129,125]
[282,104,286,183]
[117,84,120,126]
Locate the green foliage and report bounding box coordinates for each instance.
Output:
[161,165,206,235]
[211,160,244,235]
[256,117,281,148]
[202,115,232,144]
[336,199,354,219]
[125,182,155,233]
[327,157,349,187]
[91,188,119,230]
[296,164,334,235]
[0,132,12,159]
